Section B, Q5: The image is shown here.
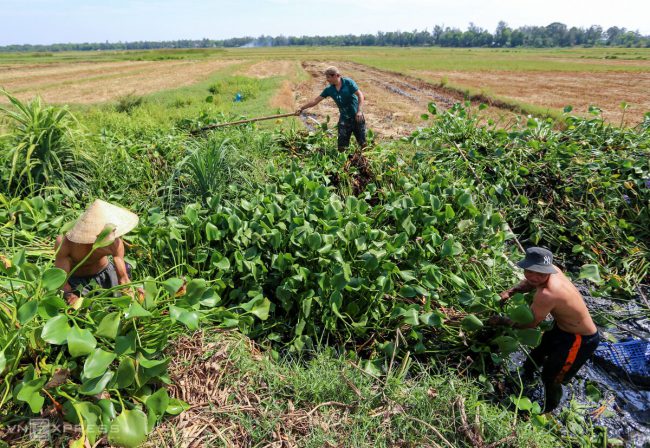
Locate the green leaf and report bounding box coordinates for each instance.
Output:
[307,233,322,250]
[514,328,542,347]
[146,388,170,417]
[162,278,183,296]
[41,267,67,291]
[79,370,114,395]
[92,224,117,249]
[419,311,443,327]
[510,395,534,411]
[16,377,46,413]
[0,351,6,374]
[248,296,271,321]
[169,305,200,330]
[508,305,534,325]
[427,102,437,115]
[461,314,483,331]
[84,348,116,379]
[205,222,220,241]
[124,301,152,319]
[73,402,103,445]
[108,409,149,448]
[401,308,419,326]
[166,398,190,415]
[17,301,38,324]
[494,336,519,353]
[579,264,602,284]
[96,312,121,339]
[585,382,602,402]
[41,315,70,345]
[116,357,136,388]
[67,326,97,358]
[441,237,463,258]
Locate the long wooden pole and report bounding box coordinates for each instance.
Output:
[190,112,297,135]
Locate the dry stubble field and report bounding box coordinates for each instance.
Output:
[2,47,649,135]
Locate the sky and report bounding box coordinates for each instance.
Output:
[1,0,648,46]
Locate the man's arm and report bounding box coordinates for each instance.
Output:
[526,291,555,328]
[354,90,365,122]
[54,236,78,304]
[499,278,534,302]
[296,96,325,115]
[111,238,130,286]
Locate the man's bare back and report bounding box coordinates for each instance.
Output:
[530,268,597,335]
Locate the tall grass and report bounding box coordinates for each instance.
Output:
[175,135,254,203]
[0,90,94,196]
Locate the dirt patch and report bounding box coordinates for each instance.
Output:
[0,59,240,104]
[239,60,297,79]
[412,69,650,125]
[270,79,295,111]
[295,61,518,139]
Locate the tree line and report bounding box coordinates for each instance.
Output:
[2,22,649,52]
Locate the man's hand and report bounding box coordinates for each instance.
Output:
[355,111,364,123]
[64,291,81,307]
[498,289,512,307]
[295,108,303,116]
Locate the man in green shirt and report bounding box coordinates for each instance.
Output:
[296,66,366,152]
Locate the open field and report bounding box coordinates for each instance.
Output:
[1,46,649,129]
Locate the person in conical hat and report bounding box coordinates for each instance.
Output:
[54,199,139,305]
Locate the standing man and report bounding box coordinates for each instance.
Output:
[495,247,600,412]
[296,66,366,152]
[55,199,139,305]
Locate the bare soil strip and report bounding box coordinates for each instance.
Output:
[0,59,240,104]
[412,70,650,125]
[295,61,517,138]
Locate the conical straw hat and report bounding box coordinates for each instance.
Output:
[66,199,139,244]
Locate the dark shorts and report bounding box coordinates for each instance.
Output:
[68,261,132,297]
[528,324,600,385]
[337,116,366,149]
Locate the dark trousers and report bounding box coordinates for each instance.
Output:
[522,324,599,412]
[68,261,132,297]
[337,116,366,150]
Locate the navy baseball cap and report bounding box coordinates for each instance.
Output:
[516,247,558,274]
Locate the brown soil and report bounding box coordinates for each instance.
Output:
[0,59,240,104]
[270,79,296,111]
[295,61,518,139]
[413,69,650,125]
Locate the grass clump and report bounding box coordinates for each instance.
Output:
[0,89,93,196]
[115,91,145,114]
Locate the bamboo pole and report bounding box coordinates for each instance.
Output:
[190,112,297,135]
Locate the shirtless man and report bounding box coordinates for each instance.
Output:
[54,200,139,305]
[497,247,599,412]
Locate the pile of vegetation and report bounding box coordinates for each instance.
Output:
[0,88,647,446]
